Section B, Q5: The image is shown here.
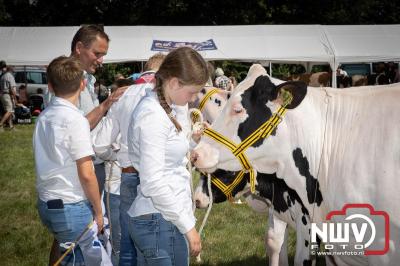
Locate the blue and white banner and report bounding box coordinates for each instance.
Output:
[151,39,217,52]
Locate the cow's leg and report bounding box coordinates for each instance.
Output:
[265,211,288,266]
[294,217,313,266]
[278,227,289,266]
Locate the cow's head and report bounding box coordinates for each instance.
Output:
[190,86,231,124]
[194,169,248,208]
[192,64,307,173]
[194,168,309,219]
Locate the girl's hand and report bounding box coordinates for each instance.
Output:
[185,227,202,256]
[192,122,209,144]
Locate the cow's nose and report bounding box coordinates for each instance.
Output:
[190,151,198,163]
[195,199,201,208]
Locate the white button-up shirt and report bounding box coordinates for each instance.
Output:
[34,97,94,203]
[127,91,196,234]
[92,83,153,168]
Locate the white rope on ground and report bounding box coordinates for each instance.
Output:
[196,173,213,263]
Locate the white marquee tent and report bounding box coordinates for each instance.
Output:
[0,25,336,65]
[0,24,399,87]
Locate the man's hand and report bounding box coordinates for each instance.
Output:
[87,85,130,130]
[102,86,128,109]
[185,227,202,256]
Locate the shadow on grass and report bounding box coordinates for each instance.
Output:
[195,255,266,266]
[193,255,327,266]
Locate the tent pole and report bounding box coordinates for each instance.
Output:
[332,60,337,88]
[269,62,272,77]
[24,65,27,89]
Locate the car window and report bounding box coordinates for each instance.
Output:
[14,70,47,84]
[15,72,26,83]
[27,72,43,84]
[42,72,47,84]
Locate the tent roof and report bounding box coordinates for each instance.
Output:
[0,25,398,67]
[324,25,400,68]
[105,25,334,64]
[0,26,79,65]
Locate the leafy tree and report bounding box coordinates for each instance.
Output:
[1,0,399,26]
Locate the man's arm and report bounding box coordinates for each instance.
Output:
[10,86,17,105]
[86,86,127,130]
[76,156,103,231]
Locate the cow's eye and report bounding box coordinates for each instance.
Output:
[233,106,243,114]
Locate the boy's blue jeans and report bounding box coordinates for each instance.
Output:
[119,172,139,266]
[38,199,93,265]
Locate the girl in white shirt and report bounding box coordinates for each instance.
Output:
[127,47,208,266]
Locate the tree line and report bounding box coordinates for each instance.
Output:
[1,0,399,26]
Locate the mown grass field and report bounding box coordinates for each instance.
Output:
[0,124,319,265]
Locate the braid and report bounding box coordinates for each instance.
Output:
[155,76,182,132]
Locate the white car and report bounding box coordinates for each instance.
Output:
[13,66,48,96]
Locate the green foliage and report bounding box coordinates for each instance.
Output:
[1,0,399,26]
[272,64,306,79]
[95,63,139,85]
[311,65,331,73]
[214,61,253,82]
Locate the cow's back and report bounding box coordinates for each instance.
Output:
[303,84,400,225]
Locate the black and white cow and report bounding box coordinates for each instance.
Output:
[194,169,318,266]
[193,64,400,266]
[191,84,310,265]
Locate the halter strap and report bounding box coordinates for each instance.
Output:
[203,90,292,194]
[198,88,221,111]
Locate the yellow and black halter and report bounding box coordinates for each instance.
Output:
[203,89,293,199]
[191,87,222,123]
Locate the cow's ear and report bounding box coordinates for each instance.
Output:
[251,75,278,104]
[275,81,307,109]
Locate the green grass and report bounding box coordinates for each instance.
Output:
[0,124,52,266]
[0,124,323,265]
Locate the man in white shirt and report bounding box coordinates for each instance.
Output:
[34,56,104,265]
[70,25,113,196]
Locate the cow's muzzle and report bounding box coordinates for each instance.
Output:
[192,141,220,171]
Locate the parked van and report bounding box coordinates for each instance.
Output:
[13,66,48,96]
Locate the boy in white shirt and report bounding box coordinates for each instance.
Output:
[34,56,103,265]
